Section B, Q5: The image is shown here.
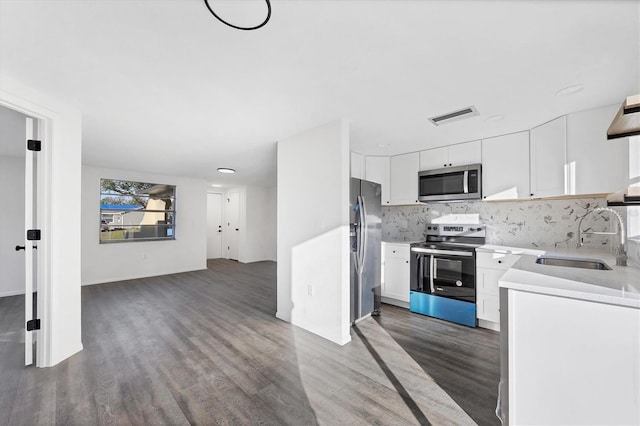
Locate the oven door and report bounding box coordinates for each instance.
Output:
[410,247,476,303]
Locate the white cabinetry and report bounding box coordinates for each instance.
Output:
[419,140,481,171]
[350,152,365,179]
[530,116,566,198]
[382,243,410,306]
[566,104,627,195]
[365,156,390,205]
[390,152,420,205]
[507,289,640,425]
[481,131,530,200]
[476,250,523,330]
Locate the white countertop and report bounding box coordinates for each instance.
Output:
[497,246,640,309]
[382,240,423,245]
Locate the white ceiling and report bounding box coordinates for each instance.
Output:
[1,0,638,187]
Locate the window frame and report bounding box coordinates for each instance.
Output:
[99,178,176,244]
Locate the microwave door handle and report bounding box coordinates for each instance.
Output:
[429,255,436,294]
[463,170,469,194]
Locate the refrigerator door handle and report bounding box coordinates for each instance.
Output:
[429,255,436,294]
[358,195,367,272]
[463,170,469,194]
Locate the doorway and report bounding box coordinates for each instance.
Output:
[0,105,41,366]
[206,192,223,259]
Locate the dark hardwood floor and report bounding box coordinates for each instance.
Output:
[0,259,499,425]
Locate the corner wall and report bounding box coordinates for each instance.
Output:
[277,120,350,345]
[81,166,207,285]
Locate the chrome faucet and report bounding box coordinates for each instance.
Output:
[577,207,627,266]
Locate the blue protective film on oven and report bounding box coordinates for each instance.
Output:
[409,291,477,327]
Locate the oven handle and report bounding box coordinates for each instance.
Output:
[418,254,424,292]
[410,247,473,257]
[429,255,436,294]
[433,257,438,280]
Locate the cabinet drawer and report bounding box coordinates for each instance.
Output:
[476,267,505,296]
[477,293,500,323]
[476,251,521,270]
[384,244,410,259]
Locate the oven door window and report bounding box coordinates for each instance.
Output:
[432,256,475,303]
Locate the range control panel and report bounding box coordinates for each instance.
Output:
[425,224,486,237]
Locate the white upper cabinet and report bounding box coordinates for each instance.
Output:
[566,104,627,195]
[365,156,391,205]
[419,146,449,170]
[350,152,365,179]
[530,116,567,198]
[419,140,481,171]
[448,140,482,167]
[482,131,530,200]
[390,152,420,205]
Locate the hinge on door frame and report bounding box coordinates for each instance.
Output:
[26,319,41,331]
[27,229,41,241]
[27,139,42,151]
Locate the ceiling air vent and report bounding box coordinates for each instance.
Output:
[428,106,479,127]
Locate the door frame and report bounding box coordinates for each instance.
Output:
[0,98,52,368]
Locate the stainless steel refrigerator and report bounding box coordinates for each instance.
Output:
[350,178,382,323]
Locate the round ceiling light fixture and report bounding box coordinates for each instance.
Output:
[202,0,271,31]
[556,84,585,97]
[217,168,236,174]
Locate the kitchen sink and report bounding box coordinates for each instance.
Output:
[535,256,612,270]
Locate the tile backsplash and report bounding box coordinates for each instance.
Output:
[382,197,628,252]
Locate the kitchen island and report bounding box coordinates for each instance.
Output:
[498,248,640,425]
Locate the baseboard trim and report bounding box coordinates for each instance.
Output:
[0,289,25,298]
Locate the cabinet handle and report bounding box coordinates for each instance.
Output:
[530,193,534,197]
[449,163,452,166]
[443,164,447,167]
[406,260,408,263]
[498,260,502,264]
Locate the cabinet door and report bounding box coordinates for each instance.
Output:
[530,116,566,198]
[350,152,365,179]
[477,293,500,323]
[365,156,390,205]
[566,104,627,195]
[448,140,482,167]
[383,257,410,302]
[390,152,420,205]
[482,131,530,200]
[476,267,505,296]
[419,146,449,171]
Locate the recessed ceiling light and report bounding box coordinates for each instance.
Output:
[486,114,505,122]
[377,143,391,148]
[217,168,236,174]
[556,84,584,97]
[210,184,223,187]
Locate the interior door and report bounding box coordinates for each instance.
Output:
[225,191,240,260]
[206,193,223,259]
[24,116,38,366]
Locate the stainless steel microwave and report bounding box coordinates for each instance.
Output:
[418,163,482,202]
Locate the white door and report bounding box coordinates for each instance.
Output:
[225,192,240,260]
[206,193,223,259]
[24,116,39,366]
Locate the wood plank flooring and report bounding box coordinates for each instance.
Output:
[0,259,500,425]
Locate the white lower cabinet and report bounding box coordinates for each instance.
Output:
[382,243,410,306]
[476,249,526,330]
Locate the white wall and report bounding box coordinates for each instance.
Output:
[222,185,277,263]
[1,75,83,367]
[277,120,350,345]
[242,185,277,263]
[0,155,25,297]
[81,166,207,285]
